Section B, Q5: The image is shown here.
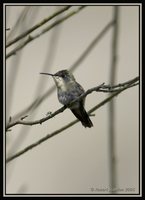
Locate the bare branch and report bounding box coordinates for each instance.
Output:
[6,7,31,41]
[69,20,115,72]
[6,76,139,163]
[20,115,28,120]
[6,6,71,47]
[7,7,63,160]
[108,6,119,193]
[6,76,139,131]
[10,20,115,122]
[6,6,86,59]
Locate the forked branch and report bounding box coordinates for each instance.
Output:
[6,76,139,131]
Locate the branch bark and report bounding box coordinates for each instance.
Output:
[6,6,71,47]
[6,76,139,131]
[6,6,86,59]
[9,20,115,123]
[6,77,139,163]
[108,6,119,193]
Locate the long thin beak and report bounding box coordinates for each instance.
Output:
[40,72,55,77]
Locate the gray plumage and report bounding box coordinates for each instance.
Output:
[40,70,93,128]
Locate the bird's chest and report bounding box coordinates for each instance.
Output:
[57,89,77,106]
[57,82,84,107]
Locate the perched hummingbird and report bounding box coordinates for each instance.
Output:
[40,70,93,128]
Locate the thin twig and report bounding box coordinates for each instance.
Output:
[6,6,86,59]
[69,20,115,72]
[6,8,34,123]
[6,7,31,41]
[98,83,138,92]
[20,115,28,120]
[6,78,138,163]
[10,19,115,122]
[6,77,139,131]
[6,6,71,47]
[7,7,63,159]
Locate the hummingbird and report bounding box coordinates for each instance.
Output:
[40,70,93,128]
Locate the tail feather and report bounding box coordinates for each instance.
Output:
[71,107,93,128]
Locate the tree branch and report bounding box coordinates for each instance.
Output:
[108,6,119,193]
[6,76,139,131]
[6,6,71,48]
[9,20,115,122]
[6,6,86,59]
[6,76,139,163]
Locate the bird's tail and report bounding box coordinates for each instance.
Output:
[71,106,93,128]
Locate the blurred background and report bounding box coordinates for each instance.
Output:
[5,5,139,194]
